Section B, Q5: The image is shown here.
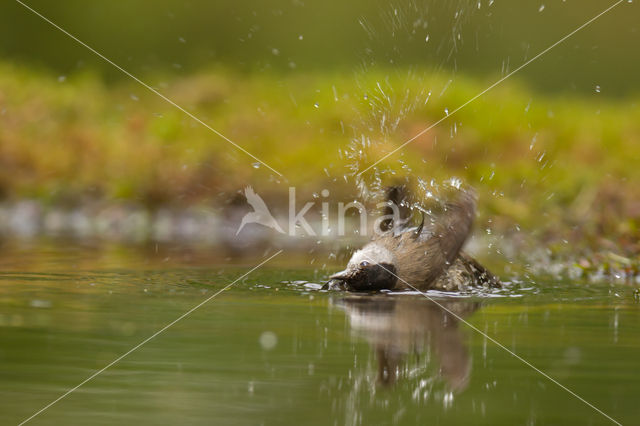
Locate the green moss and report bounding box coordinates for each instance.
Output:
[0,63,638,252]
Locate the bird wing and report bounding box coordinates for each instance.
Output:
[381,188,476,289]
[432,189,476,264]
[375,185,413,239]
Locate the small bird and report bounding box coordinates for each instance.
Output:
[326,185,500,292]
[236,186,284,235]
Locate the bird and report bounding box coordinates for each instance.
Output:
[236,186,285,235]
[325,185,500,292]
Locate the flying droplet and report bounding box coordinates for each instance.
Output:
[252,162,261,169]
[314,102,319,108]
[538,4,545,12]
[298,35,304,40]
[271,48,280,56]
[595,85,601,93]
[424,91,432,105]
[444,108,449,116]
[425,35,430,42]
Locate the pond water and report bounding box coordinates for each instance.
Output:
[1,242,638,425]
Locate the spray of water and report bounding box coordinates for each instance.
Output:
[343,0,478,210]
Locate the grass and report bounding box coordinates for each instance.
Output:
[0,62,639,258]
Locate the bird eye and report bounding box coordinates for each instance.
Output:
[359,260,370,268]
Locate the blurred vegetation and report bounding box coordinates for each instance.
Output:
[1,0,638,96]
[1,0,638,266]
[0,62,639,258]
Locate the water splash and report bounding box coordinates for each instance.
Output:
[342,0,479,203]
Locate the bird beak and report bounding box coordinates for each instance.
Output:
[329,269,351,281]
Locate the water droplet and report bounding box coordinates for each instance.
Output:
[425,35,430,42]
[252,162,261,169]
[271,48,280,56]
[178,37,186,43]
[57,75,66,83]
[444,108,449,116]
[130,94,139,101]
[259,331,277,350]
[595,85,601,93]
[314,102,319,108]
[298,35,304,40]
[538,4,545,12]
[424,91,432,105]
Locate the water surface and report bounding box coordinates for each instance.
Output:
[1,242,638,425]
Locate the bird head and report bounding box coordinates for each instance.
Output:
[327,244,397,292]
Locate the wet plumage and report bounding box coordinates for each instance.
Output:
[326,186,500,292]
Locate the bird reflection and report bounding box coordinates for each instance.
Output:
[335,295,478,392]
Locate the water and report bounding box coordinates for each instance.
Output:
[1,243,638,425]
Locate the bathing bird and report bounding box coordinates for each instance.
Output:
[326,185,500,292]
